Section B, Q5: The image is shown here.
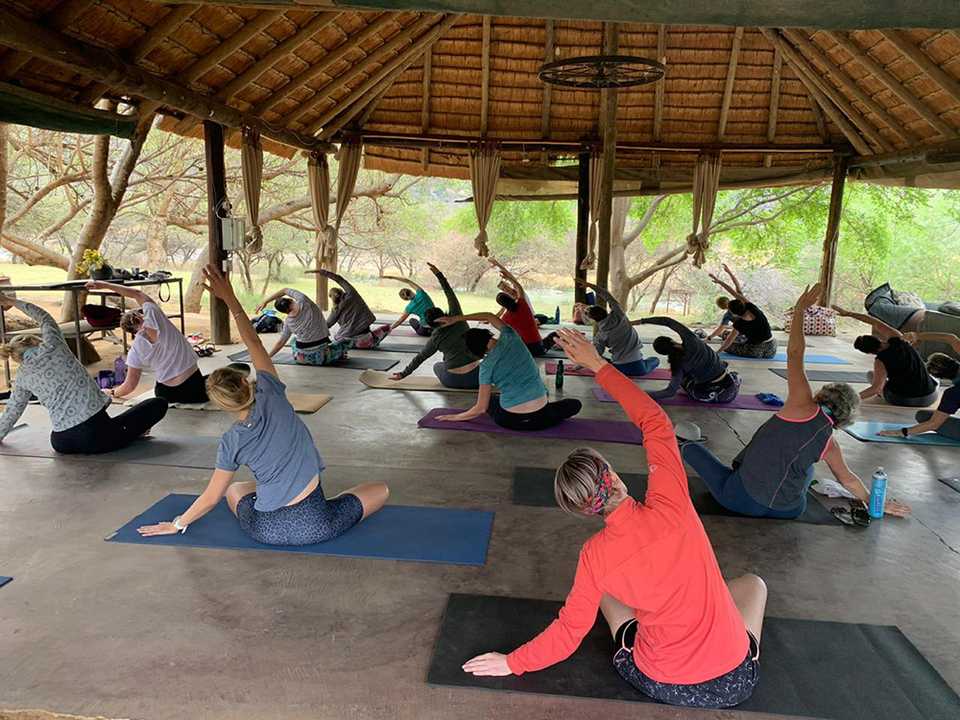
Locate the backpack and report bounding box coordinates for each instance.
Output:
[253,313,282,334]
[114,355,127,385]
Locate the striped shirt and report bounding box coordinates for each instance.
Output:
[277,288,329,346]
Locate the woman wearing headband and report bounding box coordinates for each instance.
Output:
[462,328,768,709]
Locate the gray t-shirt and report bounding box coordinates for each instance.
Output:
[215,371,324,512]
[325,273,376,341]
[593,291,643,364]
[278,288,329,346]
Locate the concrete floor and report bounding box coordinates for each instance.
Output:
[1,330,959,720]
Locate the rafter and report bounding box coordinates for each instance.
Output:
[183,10,284,87]
[421,49,432,169]
[806,88,830,143]
[480,16,492,136]
[0,0,96,79]
[717,27,743,141]
[539,19,555,164]
[880,29,960,107]
[653,24,667,142]
[764,48,782,167]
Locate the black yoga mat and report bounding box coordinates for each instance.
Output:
[511,466,837,525]
[227,350,397,371]
[769,368,950,386]
[375,341,427,354]
[428,594,960,720]
[938,476,960,494]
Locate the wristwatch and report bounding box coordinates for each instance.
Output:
[173,515,188,534]
[901,427,909,437]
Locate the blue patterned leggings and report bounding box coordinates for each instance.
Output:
[235,484,364,546]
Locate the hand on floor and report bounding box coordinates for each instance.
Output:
[137,521,179,536]
[884,499,911,518]
[462,652,512,676]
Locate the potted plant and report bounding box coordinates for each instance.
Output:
[77,249,112,280]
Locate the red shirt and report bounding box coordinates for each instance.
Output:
[505,363,749,684]
[502,297,542,345]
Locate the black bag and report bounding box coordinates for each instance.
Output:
[252,314,282,334]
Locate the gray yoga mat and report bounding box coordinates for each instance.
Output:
[428,594,960,720]
[227,350,398,371]
[769,368,950,386]
[512,467,837,524]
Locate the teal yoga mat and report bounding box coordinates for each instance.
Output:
[844,422,960,446]
[721,351,849,365]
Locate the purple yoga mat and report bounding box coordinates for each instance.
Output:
[591,387,776,411]
[544,361,672,380]
[418,408,644,445]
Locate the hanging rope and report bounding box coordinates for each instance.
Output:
[468,143,501,257]
[687,152,722,267]
[240,126,263,253]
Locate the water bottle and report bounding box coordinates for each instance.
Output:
[554,306,561,325]
[555,359,565,390]
[869,467,888,519]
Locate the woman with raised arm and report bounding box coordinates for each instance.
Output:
[463,328,767,709]
[0,294,168,454]
[253,286,344,366]
[315,269,391,350]
[137,265,388,545]
[682,284,911,520]
[708,265,776,359]
[638,315,741,403]
[384,274,436,336]
[488,258,557,356]
[832,305,938,407]
[389,263,481,388]
[434,312,580,431]
[87,280,207,403]
[577,279,659,376]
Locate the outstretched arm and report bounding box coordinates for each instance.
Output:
[707,272,746,302]
[722,264,744,296]
[0,384,31,442]
[110,366,143,399]
[860,359,886,400]
[254,288,287,314]
[488,258,524,296]
[832,305,902,341]
[437,312,505,331]
[429,263,461,315]
[383,275,423,292]
[436,384,493,422]
[911,331,960,354]
[203,264,276,377]
[137,468,235,536]
[576,278,621,313]
[315,268,355,294]
[822,442,910,517]
[86,280,151,307]
[781,284,820,415]
[13,300,64,347]
[879,410,950,438]
[638,316,696,345]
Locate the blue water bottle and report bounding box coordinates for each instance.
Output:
[869,467,888,519]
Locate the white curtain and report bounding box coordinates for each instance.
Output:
[687,152,722,267]
[581,150,603,270]
[468,144,501,257]
[307,151,333,266]
[240,127,263,253]
[332,139,363,261]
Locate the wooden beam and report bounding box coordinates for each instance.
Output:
[184,10,283,87]
[653,24,667,142]
[881,29,960,107]
[204,120,231,345]
[0,6,332,153]
[215,11,342,102]
[761,29,873,155]
[131,5,199,63]
[818,154,849,306]
[539,19,555,164]
[250,14,396,118]
[0,0,96,79]
[764,47,783,166]
[824,30,956,139]
[596,22,618,300]
[304,15,457,135]
[717,27,743,141]
[783,28,919,145]
[480,16,491,136]
[805,86,830,143]
[575,149,590,303]
[421,49,432,170]
[287,14,439,128]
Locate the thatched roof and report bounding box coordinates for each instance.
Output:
[2,1,960,190]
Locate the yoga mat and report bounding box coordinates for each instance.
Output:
[938,477,960,494]
[769,367,951,386]
[124,391,331,414]
[108,494,494,566]
[227,350,397,371]
[0,576,11,589]
[512,467,837,524]
[359,369,493,394]
[418,408,644,445]
[721,351,849,365]
[428,594,960,720]
[544,361,672,380]
[844,421,960,447]
[375,341,427,354]
[591,387,777,412]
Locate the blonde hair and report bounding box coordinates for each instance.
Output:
[121,309,143,336]
[0,335,42,363]
[206,367,256,413]
[554,447,608,516]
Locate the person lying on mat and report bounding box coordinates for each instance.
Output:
[832,305,939,408]
[86,280,208,404]
[575,279,659,377]
[316,269,391,350]
[0,293,168,454]
[878,341,960,440]
[706,296,735,340]
[253,286,346,366]
[137,264,388,546]
[682,284,910,519]
[384,274,436,337]
[462,328,767,710]
[433,313,581,431]
[389,263,481,389]
[488,258,558,356]
[638,316,741,403]
[708,265,777,359]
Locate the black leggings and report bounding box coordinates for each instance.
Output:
[50,399,169,455]
[487,395,582,431]
[154,368,208,404]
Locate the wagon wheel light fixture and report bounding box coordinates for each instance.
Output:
[538,54,665,89]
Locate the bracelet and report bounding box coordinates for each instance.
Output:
[173,515,188,534]
[901,427,909,437]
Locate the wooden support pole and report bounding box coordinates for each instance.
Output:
[596,22,618,302]
[575,149,590,304]
[480,16,491,136]
[764,47,782,166]
[204,120,231,345]
[540,19,554,164]
[717,27,744,141]
[421,49,432,170]
[818,154,849,306]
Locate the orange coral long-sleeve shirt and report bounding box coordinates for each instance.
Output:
[506,363,749,684]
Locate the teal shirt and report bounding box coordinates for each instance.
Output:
[479,326,546,408]
[404,288,435,321]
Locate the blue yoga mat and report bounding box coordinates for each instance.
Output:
[107,494,494,566]
[721,351,849,365]
[844,421,960,447]
[0,576,12,589]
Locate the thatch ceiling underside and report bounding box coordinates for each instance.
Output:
[1,2,960,188]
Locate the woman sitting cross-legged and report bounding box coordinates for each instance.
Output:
[708,264,777,359]
[254,286,347,366]
[136,265,388,546]
[638,316,741,403]
[434,312,581,431]
[315,269,391,350]
[384,274,436,337]
[489,257,558,356]
[576,279,659,376]
[681,284,911,520]
[462,329,767,709]
[0,294,168,454]
[390,263,481,389]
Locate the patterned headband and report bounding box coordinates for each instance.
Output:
[587,464,615,515]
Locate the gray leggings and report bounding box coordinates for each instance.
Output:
[916,410,960,440]
[433,361,480,389]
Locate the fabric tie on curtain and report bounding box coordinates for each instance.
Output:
[687,152,722,267]
[581,150,603,270]
[240,127,263,253]
[468,144,501,257]
[307,150,333,265]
